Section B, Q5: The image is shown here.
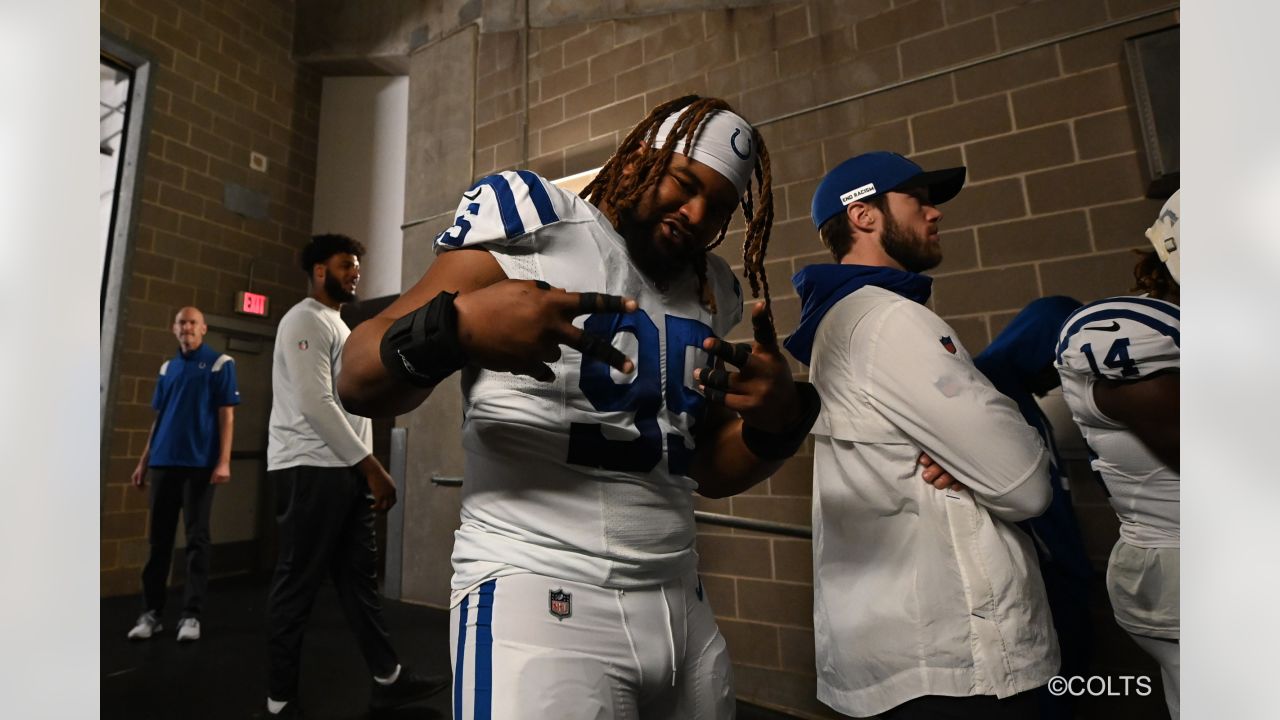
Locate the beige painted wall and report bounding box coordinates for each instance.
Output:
[313,76,409,299]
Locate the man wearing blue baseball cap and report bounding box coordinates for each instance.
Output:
[785,152,1061,719]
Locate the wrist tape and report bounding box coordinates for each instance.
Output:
[378,291,468,388]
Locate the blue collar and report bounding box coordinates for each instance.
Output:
[783,264,932,365]
[177,344,215,362]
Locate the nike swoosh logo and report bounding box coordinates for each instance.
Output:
[1085,321,1121,332]
[462,189,482,200]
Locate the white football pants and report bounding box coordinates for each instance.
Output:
[1129,632,1179,720]
[449,570,734,719]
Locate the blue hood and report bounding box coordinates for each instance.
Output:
[784,264,932,366]
[973,295,1094,588]
[973,295,1082,419]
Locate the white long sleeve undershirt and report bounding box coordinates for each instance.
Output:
[267,298,371,470]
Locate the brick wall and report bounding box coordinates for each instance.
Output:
[100,0,321,596]
[459,1,1178,716]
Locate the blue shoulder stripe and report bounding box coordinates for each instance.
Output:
[1056,308,1180,363]
[515,170,560,226]
[1076,295,1179,321]
[470,175,525,239]
[1125,296,1179,320]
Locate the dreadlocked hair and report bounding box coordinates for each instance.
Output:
[1131,248,1176,299]
[580,95,774,314]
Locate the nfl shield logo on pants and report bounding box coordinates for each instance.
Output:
[549,589,572,621]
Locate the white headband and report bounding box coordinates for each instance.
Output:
[654,108,756,196]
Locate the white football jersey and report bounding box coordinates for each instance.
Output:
[1055,296,1180,547]
[434,170,745,595]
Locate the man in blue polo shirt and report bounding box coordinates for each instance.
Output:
[128,306,240,643]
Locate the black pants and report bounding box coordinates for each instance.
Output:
[141,466,216,618]
[267,465,398,701]
[878,688,1041,720]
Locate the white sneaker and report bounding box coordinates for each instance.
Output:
[127,611,162,640]
[176,617,201,642]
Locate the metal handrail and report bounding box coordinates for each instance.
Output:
[430,475,813,539]
[693,511,811,539]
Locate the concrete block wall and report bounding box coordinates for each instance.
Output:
[455,1,1178,716]
[79,0,1173,714]
[100,0,321,597]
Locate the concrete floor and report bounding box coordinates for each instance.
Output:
[101,573,801,719]
[102,573,452,719]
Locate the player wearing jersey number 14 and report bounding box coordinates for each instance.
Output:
[337,96,820,719]
[1054,191,1181,719]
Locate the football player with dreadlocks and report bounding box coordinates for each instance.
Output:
[338,95,819,719]
[1055,191,1181,718]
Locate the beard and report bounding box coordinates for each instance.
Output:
[324,273,356,303]
[615,205,701,287]
[881,210,941,273]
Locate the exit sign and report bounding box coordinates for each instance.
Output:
[235,290,270,317]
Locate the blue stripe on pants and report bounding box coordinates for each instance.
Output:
[454,593,470,720]
[455,580,498,719]
[474,580,496,719]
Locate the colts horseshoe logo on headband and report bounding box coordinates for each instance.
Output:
[730,128,752,160]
